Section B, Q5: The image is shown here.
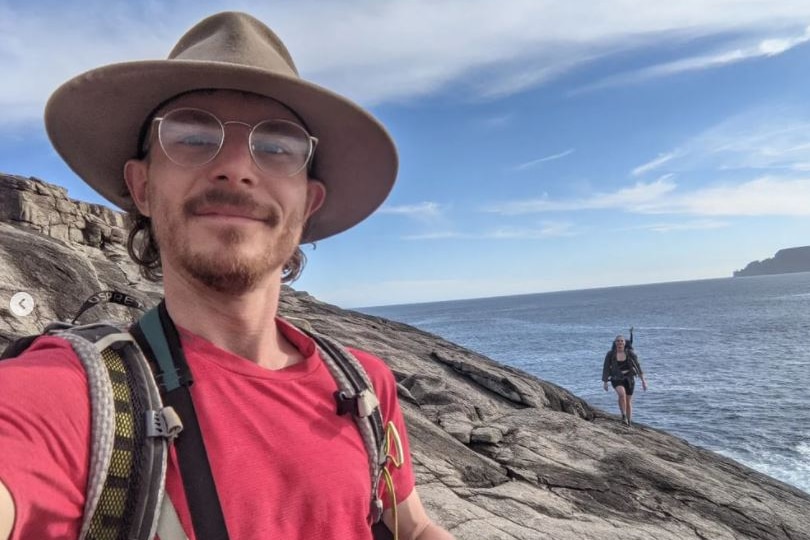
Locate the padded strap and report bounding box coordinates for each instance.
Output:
[133,302,230,540]
[59,325,169,540]
[300,329,388,525]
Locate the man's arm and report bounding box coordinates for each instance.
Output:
[384,489,454,540]
[0,479,14,540]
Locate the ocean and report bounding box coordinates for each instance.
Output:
[359,272,810,495]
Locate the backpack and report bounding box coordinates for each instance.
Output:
[0,291,395,540]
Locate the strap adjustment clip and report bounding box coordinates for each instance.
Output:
[334,390,380,418]
[146,406,184,440]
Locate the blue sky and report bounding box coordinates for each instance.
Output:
[1,0,810,307]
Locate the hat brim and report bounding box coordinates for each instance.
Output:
[45,60,398,243]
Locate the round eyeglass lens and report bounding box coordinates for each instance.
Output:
[250,120,312,176]
[158,108,224,167]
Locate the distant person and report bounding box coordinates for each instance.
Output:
[0,11,453,540]
[602,334,647,425]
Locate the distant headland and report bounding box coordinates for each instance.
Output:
[733,246,810,277]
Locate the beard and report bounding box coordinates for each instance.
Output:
[151,187,304,295]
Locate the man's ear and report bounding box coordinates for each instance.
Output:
[305,178,327,219]
[124,159,151,216]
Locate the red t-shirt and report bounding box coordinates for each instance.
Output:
[0,319,414,539]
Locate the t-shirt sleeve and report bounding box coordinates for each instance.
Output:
[348,348,416,508]
[0,335,90,539]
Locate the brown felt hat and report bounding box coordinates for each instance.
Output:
[44,11,398,242]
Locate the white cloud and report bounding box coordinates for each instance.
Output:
[513,149,574,171]
[402,231,463,240]
[632,108,810,177]
[403,221,576,240]
[486,177,677,214]
[641,219,730,232]
[484,222,576,239]
[477,114,515,130]
[657,177,810,216]
[3,0,810,123]
[577,25,810,93]
[632,152,677,177]
[379,201,445,221]
[490,176,810,217]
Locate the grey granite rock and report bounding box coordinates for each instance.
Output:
[1,173,809,539]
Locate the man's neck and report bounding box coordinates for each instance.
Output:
[161,269,301,370]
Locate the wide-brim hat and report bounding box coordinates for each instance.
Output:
[45,11,398,243]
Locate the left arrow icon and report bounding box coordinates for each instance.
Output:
[9,292,35,317]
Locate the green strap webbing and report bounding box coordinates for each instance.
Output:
[140,307,182,391]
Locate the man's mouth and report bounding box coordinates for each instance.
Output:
[184,189,278,225]
[193,204,265,221]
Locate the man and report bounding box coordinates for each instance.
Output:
[0,11,453,540]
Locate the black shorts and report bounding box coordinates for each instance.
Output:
[611,377,635,395]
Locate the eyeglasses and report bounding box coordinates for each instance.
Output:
[150,107,318,177]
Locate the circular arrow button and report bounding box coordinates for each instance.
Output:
[10,292,35,317]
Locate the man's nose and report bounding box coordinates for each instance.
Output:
[210,125,258,183]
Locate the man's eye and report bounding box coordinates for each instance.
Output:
[254,139,291,156]
[179,134,219,147]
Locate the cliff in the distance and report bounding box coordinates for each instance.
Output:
[2,173,809,539]
[734,246,810,277]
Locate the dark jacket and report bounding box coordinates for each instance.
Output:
[602,348,643,382]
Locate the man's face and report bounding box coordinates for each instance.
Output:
[124,90,325,294]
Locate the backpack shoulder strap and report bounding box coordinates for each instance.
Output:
[50,322,176,540]
[132,303,230,540]
[294,327,388,526]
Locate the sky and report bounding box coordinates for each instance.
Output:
[1,0,809,308]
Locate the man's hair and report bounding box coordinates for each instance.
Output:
[125,210,306,283]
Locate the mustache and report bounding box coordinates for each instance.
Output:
[183,188,279,224]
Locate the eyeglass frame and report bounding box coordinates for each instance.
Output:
[146,107,319,177]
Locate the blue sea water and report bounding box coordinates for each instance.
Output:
[359,272,810,495]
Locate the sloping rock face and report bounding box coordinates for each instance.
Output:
[2,173,809,539]
[0,174,163,343]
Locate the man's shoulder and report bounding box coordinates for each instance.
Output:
[345,346,389,373]
[345,346,398,391]
[1,334,82,368]
[0,334,86,398]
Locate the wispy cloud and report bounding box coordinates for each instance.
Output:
[483,222,576,239]
[659,177,810,216]
[379,201,445,221]
[3,0,810,122]
[477,113,514,130]
[632,152,677,177]
[513,149,575,171]
[402,231,463,240]
[645,26,810,76]
[577,25,810,93]
[640,219,730,233]
[690,114,810,173]
[633,108,810,176]
[486,176,810,217]
[486,177,677,214]
[403,221,576,240]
